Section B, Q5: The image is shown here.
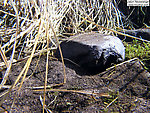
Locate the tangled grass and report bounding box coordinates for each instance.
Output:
[0,0,126,86]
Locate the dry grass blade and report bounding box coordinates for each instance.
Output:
[40,95,53,113]
[18,20,42,91]
[0,45,8,68]
[49,20,67,84]
[33,88,110,98]
[105,96,118,109]
[0,0,19,86]
[43,0,49,112]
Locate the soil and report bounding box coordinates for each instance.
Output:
[0,55,150,113]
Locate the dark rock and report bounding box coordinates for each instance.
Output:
[118,28,150,42]
[125,28,150,41]
[55,33,125,74]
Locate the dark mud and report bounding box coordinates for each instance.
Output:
[0,56,150,113]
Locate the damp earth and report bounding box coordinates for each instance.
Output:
[0,55,150,113]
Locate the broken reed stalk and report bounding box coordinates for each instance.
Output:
[33,88,110,98]
[43,0,49,112]
[49,20,67,84]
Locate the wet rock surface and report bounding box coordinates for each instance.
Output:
[0,56,150,113]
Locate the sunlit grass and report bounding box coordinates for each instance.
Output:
[124,40,150,70]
